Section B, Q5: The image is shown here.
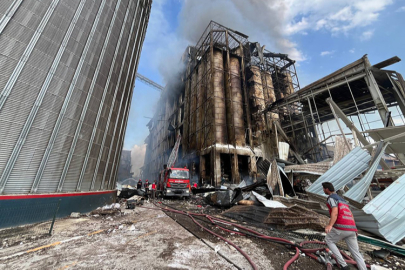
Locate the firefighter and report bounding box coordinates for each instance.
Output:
[144,179,149,199]
[137,179,142,189]
[151,181,156,200]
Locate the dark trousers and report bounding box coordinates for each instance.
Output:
[145,188,149,199]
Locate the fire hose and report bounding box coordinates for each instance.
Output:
[139,204,369,270]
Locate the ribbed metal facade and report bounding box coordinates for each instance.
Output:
[0,0,151,194]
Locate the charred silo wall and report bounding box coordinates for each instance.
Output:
[262,71,276,105]
[189,72,198,150]
[225,56,245,146]
[284,73,294,96]
[197,60,206,150]
[262,70,279,126]
[247,66,266,133]
[211,49,227,145]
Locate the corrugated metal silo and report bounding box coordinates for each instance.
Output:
[0,0,152,194]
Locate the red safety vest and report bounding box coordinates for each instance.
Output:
[326,193,357,232]
[152,183,156,190]
[193,183,197,188]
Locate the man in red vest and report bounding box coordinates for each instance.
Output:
[322,182,367,270]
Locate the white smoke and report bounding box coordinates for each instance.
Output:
[146,0,393,83]
[145,0,305,85]
[130,144,147,177]
[179,0,304,61]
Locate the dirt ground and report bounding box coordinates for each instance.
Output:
[0,196,404,270]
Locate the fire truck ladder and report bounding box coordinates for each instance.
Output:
[167,134,181,169]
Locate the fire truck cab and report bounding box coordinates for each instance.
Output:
[158,167,190,197]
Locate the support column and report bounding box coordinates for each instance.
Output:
[199,155,205,186]
[364,56,392,125]
[213,150,221,186]
[249,154,257,182]
[232,154,239,184]
[387,73,405,117]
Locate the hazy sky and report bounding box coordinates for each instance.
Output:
[124,0,405,175]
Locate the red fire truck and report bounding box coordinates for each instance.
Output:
[158,167,190,197]
[158,134,191,198]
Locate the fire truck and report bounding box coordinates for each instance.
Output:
[158,134,191,198]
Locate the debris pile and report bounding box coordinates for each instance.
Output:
[264,205,329,231]
[90,203,121,216]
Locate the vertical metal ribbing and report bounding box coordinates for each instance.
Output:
[105,1,146,189]
[108,2,150,189]
[95,1,140,190]
[27,0,86,193]
[84,1,130,191]
[0,0,23,35]
[0,0,60,194]
[69,0,122,191]
[0,0,60,112]
[101,0,145,189]
[33,0,106,193]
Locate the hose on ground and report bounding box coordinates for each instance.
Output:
[139,205,258,270]
[139,203,369,270]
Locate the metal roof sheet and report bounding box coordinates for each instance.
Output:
[362,173,405,244]
[345,143,389,203]
[284,162,332,176]
[307,147,371,195]
[367,126,405,153]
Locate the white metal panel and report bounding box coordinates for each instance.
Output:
[307,147,371,195]
[362,174,405,244]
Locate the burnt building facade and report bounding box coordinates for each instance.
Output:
[142,21,300,185]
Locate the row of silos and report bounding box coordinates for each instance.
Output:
[185,48,245,151]
[184,47,296,153]
[246,66,280,136]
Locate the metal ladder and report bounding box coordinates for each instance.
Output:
[167,134,181,169]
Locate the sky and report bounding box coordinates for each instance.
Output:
[124,0,405,176]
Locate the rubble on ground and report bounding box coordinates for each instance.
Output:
[90,203,121,216]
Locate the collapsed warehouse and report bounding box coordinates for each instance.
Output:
[142,21,405,244]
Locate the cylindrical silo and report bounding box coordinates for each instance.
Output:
[189,71,197,150]
[261,70,279,128]
[228,57,244,146]
[183,64,191,153]
[212,49,227,145]
[284,73,294,96]
[248,66,266,132]
[261,71,276,105]
[197,61,206,150]
[0,0,152,196]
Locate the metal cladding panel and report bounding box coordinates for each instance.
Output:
[307,147,371,195]
[0,1,14,17]
[0,0,152,194]
[368,126,405,154]
[345,143,389,202]
[362,174,405,244]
